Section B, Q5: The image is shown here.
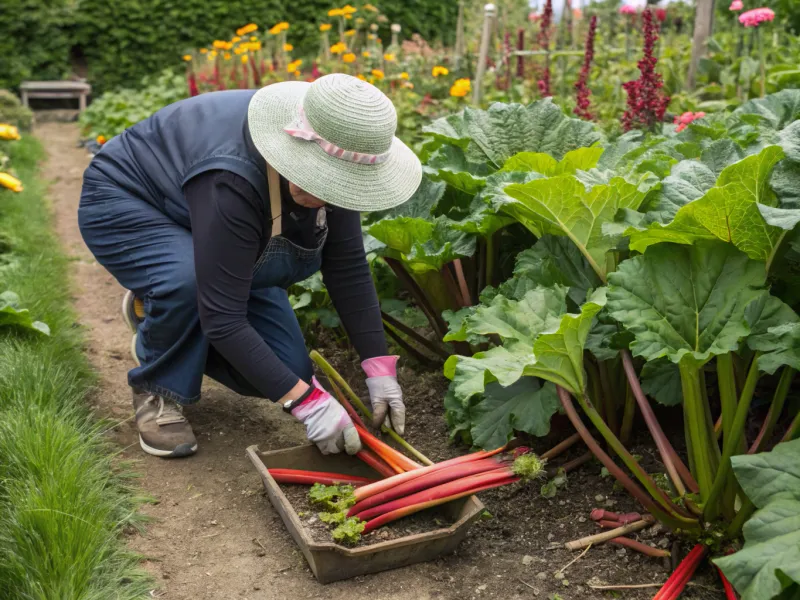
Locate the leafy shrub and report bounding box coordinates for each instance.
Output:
[78,70,187,139]
[0,91,33,131]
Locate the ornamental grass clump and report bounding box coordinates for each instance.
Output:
[574,15,598,120]
[621,9,670,132]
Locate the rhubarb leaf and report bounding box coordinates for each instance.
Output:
[501,147,604,176]
[640,359,683,406]
[426,145,491,195]
[643,160,717,224]
[749,322,800,375]
[714,439,800,600]
[628,147,788,262]
[607,241,767,368]
[470,379,560,450]
[0,291,50,336]
[499,174,649,278]
[444,343,537,399]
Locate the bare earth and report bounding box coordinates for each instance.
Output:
[39,121,721,600]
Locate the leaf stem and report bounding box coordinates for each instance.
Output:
[598,360,619,437]
[703,353,760,521]
[749,367,794,454]
[310,350,434,466]
[780,409,800,443]
[381,310,449,360]
[678,361,715,502]
[619,384,636,445]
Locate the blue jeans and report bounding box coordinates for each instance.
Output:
[78,176,321,404]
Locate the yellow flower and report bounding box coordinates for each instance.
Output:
[269,24,282,35]
[0,172,23,192]
[432,65,449,77]
[199,48,208,54]
[250,36,258,41]
[209,50,218,58]
[364,3,378,11]
[96,135,106,145]
[234,46,244,54]
[284,43,294,51]
[223,52,231,60]
[236,23,258,36]
[371,69,384,80]
[399,71,409,79]
[287,59,303,72]
[232,36,241,43]
[367,33,377,40]
[241,55,249,64]
[342,52,356,63]
[0,124,21,140]
[182,54,192,61]
[342,4,357,14]
[383,53,395,62]
[357,74,367,81]
[355,17,365,25]
[213,40,227,50]
[344,29,356,37]
[328,8,343,16]
[330,42,347,54]
[450,78,471,98]
[362,50,370,57]
[320,23,332,31]
[344,13,352,19]
[277,22,290,31]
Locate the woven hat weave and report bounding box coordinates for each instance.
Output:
[248,73,422,212]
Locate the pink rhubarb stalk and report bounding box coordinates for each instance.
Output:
[268,469,375,487]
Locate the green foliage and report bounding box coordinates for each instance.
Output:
[331,517,365,545]
[0,291,50,336]
[0,137,151,599]
[715,439,800,600]
[0,91,33,131]
[78,70,187,139]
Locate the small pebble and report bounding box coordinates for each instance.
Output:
[595,494,605,502]
[522,555,534,566]
[578,516,586,523]
[536,572,547,580]
[657,537,671,549]
[547,533,555,541]
[616,548,627,557]
[554,572,565,580]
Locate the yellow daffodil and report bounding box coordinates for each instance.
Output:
[0,124,21,140]
[284,43,294,51]
[371,69,384,80]
[342,4,357,14]
[241,55,249,63]
[432,65,449,77]
[320,23,332,31]
[342,52,356,63]
[182,54,192,61]
[344,29,356,37]
[357,74,367,81]
[0,172,23,192]
[450,78,471,97]
[330,42,347,54]
[223,52,232,60]
[362,50,371,57]
[364,3,378,11]
[399,71,409,79]
[383,53,395,62]
[328,8,344,16]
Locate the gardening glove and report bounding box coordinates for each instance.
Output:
[286,377,362,455]
[362,355,405,435]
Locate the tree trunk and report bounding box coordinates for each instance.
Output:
[687,0,714,90]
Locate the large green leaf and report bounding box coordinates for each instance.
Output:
[640,359,683,406]
[363,174,443,225]
[643,160,717,224]
[749,323,800,375]
[0,291,50,336]
[607,242,767,367]
[444,342,537,399]
[426,145,491,195]
[501,147,604,176]
[732,89,800,132]
[470,379,560,450]
[715,439,800,600]
[499,174,649,278]
[628,147,790,262]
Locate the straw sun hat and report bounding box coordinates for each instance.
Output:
[248,73,422,212]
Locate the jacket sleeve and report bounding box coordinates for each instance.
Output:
[185,170,301,400]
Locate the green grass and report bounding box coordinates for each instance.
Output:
[0,137,151,600]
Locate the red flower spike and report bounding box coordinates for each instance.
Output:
[574,15,597,120]
[621,9,670,132]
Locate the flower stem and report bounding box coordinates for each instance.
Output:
[757,26,766,98]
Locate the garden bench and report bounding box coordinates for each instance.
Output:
[19,81,92,112]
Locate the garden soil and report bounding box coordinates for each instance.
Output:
[39,121,723,600]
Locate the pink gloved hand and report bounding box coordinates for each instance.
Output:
[362,355,405,435]
[289,377,361,455]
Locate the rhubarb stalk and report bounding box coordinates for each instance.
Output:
[268,469,375,487]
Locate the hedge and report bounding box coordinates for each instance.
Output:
[1,0,459,93]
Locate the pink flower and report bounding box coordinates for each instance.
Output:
[739,7,775,26]
[674,111,706,132]
[729,0,744,10]
[528,11,541,21]
[655,8,667,21]
[620,4,638,15]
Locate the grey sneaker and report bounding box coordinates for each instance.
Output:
[122,290,144,333]
[133,391,198,458]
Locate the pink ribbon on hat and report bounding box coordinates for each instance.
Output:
[284,107,391,165]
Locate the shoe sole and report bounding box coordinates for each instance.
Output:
[131,332,141,367]
[122,290,138,333]
[139,435,198,458]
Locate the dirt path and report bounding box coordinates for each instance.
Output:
[39,121,718,600]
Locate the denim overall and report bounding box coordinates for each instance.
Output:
[78,173,327,405]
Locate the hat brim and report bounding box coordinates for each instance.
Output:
[248,81,422,212]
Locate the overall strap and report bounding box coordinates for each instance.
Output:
[266,164,282,238]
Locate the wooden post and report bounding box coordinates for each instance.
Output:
[454,0,466,69]
[472,3,497,106]
[687,0,714,90]
[21,90,28,107]
[79,92,87,112]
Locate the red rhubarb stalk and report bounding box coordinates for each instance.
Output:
[354,423,423,472]
[590,509,643,524]
[348,457,508,517]
[653,544,707,600]
[609,536,669,557]
[353,446,507,502]
[717,566,737,600]
[356,449,397,479]
[328,379,367,428]
[362,474,518,534]
[268,469,375,487]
